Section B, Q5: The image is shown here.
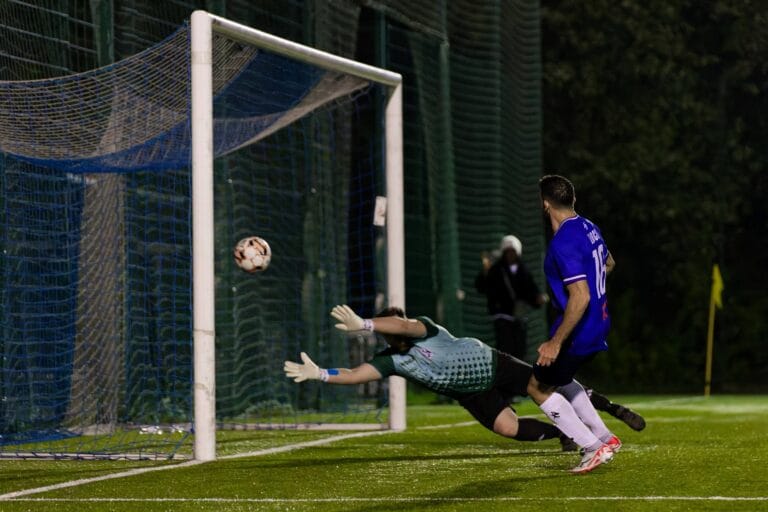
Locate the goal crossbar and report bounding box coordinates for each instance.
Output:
[189,11,405,462]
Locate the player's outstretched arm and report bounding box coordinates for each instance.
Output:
[331,304,426,338]
[330,304,366,331]
[283,352,381,385]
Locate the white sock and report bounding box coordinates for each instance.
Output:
[559,380,613,442]
[539,392,602,450]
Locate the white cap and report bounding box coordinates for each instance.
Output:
[500,235,522,256]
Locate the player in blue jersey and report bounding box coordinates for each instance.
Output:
[478,234,644,431]
[284,304,643,458]
[526,174,620,474]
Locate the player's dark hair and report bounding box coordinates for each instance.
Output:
[374,306,410,352]
[375,306,406,319]
[539,174,575,209]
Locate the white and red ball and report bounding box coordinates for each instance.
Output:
[234,236,271,273]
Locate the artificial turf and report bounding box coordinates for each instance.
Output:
[1,395,766,512]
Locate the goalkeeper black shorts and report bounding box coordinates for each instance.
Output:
[458,351,532,431]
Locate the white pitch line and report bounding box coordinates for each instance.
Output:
[623,396,709,407]
[414,421,476,430]
[218,428,395,460]
[0,459,205,501]
[0,421,478,501]
[0,429,400,501]
[4,496,768,503]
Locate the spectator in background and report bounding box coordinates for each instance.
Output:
[475,235,548,361]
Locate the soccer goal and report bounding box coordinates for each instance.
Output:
[0,11,404,461]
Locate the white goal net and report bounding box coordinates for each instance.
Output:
[0,11,404,461]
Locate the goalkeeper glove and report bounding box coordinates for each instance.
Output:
[330,304,372,332]
[284,352,336,383]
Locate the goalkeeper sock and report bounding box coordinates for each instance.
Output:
[513,418,561,441]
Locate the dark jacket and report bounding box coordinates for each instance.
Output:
[475,259,542,317]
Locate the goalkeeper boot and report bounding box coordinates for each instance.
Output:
[615,405,646,431]
[586,389,646,431]
[569,444,613,474]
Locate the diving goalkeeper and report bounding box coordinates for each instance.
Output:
[284,305,643,456]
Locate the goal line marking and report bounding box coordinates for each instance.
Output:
[0,421,471,501]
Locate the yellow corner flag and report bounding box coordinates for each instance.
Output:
[705,264,724,396]
[711,264,724,309]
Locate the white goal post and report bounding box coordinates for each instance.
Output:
[189,11,406,462]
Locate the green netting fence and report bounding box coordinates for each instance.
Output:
[0,0,545,393]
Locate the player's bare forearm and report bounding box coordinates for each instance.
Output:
[606,252,616,275]
[285,354,383,384]
[537,285,589,366]
[551,280,590,345]
[326,363,382,385]
[330,305,426,338]
[370,316,427,338]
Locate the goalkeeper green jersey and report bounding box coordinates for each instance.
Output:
[367,317,497,398]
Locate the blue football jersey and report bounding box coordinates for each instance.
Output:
[543,215,610,355]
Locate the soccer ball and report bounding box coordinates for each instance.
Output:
[234,236,271,273]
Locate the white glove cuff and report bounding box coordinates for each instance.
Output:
[363,319,374,332]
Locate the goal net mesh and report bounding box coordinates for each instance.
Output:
[0,23,388,460]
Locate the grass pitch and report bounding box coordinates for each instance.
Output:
[0,395,767,511]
